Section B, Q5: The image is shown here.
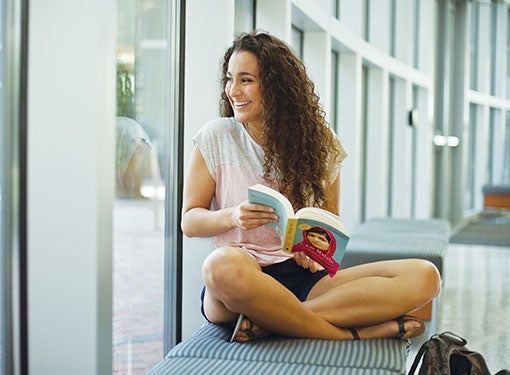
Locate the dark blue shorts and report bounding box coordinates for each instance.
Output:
[200,258,328,322]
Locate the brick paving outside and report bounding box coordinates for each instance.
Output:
[113,200,165,374]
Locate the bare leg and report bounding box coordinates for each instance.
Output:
[304,259,441,339]
[202,247,440,341]
[202,247,351,340]
[304,259,441,327]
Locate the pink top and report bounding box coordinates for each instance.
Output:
[193,117,347,266]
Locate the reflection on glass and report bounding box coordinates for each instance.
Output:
[113,0,170,373]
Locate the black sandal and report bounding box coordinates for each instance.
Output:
[395,315,425,339]
[229,314,269,343]
[242,320,259,341]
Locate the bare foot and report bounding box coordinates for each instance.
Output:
[232,315,270,343]
[350,315,425,340]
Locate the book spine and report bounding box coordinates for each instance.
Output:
[282,217,298,253]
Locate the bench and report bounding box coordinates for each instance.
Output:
[482,184,510,209]
[341,218,450,333]
[148,322,409,374]
[148,218,448,374]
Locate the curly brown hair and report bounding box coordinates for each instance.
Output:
[219,31,339,210]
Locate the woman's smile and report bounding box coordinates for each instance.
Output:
[225,50,264,129]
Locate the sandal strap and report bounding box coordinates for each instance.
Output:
[348,327,360,340]
[396,316,406,339]
[243,328,258,341]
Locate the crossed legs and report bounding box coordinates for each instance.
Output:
[202,246,441,341]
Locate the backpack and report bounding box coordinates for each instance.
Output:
[408,331,508,375]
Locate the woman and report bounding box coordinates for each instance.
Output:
[181,31,441,343]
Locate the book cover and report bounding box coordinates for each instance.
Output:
[248,184,349,277]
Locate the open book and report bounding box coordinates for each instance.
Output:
[248,184,349,277]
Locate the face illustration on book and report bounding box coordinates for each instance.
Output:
[303,226,336,257]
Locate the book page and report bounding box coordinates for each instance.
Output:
[295,207,348,235]
[248,185,294,240]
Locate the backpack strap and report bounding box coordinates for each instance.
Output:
[408,340,430,375]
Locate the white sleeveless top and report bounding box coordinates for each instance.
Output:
[193,117,347,266]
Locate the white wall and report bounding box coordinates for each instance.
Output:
[181,0,235,340]
[27,0,115,373]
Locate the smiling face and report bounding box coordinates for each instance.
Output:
[225,50,264,129]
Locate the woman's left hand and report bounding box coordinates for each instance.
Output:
[292,252,324,273]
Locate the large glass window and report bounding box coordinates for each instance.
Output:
[507,9,510,100]
[412,0,420,69]
[235,0,256,33]
[291,25,304,59]
[1,0,26,373]
[113,0,180,372]
[331,50,339,132]
[387,76,396,216]
[331,0,340,19]
[469,1,479,90]
[465,104,478,211]
[360,65,369,222]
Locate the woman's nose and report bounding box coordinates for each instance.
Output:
[228,80,240,97]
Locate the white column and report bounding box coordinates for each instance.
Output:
[181,0,235,340]
[414,87,434,218]
[27,0,115,373]
[337,52,363,231]
[365,67,390,219]
[390,78,413,217]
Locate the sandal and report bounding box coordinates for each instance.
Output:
[395,315,425,339]
[229,314,268,343]
[347,315,425,341]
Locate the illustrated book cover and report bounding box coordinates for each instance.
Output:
[248,184,350,277]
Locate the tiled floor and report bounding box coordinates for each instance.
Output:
[113,200,165,374]
[407,243,510,373]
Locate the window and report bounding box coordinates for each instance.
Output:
[469,1,479,90]
[291,25,304,59]
[235,0,256,33]
[360,65,369,222]
[412,0,420,69]
[331,50,340,132]
[1,0,28,372]
[113,0,181,372]
[331,0,340,19]
[363,0,370,41]
[507,9,510,100]
[465,104,478,211]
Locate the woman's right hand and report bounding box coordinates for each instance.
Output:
[231,200,278,230]
[292,251,324,273]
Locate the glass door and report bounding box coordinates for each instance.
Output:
[0,0,28,374]
[113,0,182,373]
[1,0,27,373]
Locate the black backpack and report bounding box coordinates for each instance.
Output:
[408,331,509,375]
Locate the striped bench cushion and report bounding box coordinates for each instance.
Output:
[148,323,409,375]
[342,218,450,274]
